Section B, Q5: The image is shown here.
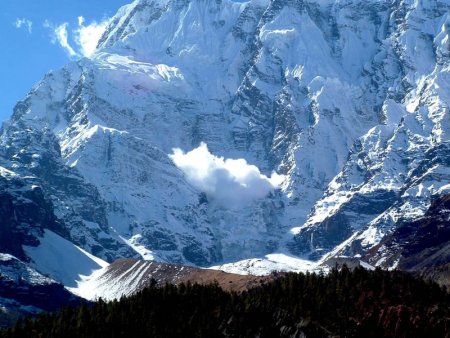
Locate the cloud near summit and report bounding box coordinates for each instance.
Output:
[170,143,284,208]
[44,16,109,58]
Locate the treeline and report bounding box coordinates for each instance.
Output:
[2,267,450,337]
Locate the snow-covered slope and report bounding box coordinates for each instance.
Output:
[1,0,450,295]
[69,258,276,301]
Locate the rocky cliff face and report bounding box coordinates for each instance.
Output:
[0,0,449,295]
[368,193,450,272]
[0,254,82,327]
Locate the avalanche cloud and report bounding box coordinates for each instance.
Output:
[170,143,284,208]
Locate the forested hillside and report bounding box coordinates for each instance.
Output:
[2,267,449,337]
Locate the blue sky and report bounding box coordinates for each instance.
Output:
[0,0,131,122]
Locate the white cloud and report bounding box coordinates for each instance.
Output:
[170,143,284,208]
[43,16,109,58]
[43,20,77,57]
[14,18,33,34]
[74,16,109,57]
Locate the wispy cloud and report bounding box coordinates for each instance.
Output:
[44,20,77,57]
[43,16,109,58]
[14,18,33,34]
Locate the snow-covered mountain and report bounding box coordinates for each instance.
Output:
[0,0,450,308]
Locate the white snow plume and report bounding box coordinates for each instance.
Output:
[74,16,109,57]
[43,16,109,58]
[170,143,284,208]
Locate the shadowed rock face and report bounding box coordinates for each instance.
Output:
[0,255,83,328]
[0,174,65,261]
[366,193,450,275]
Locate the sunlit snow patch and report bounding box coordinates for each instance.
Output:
[23,229,108,287]
[210,253,320,276]
[119,234,155,261]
